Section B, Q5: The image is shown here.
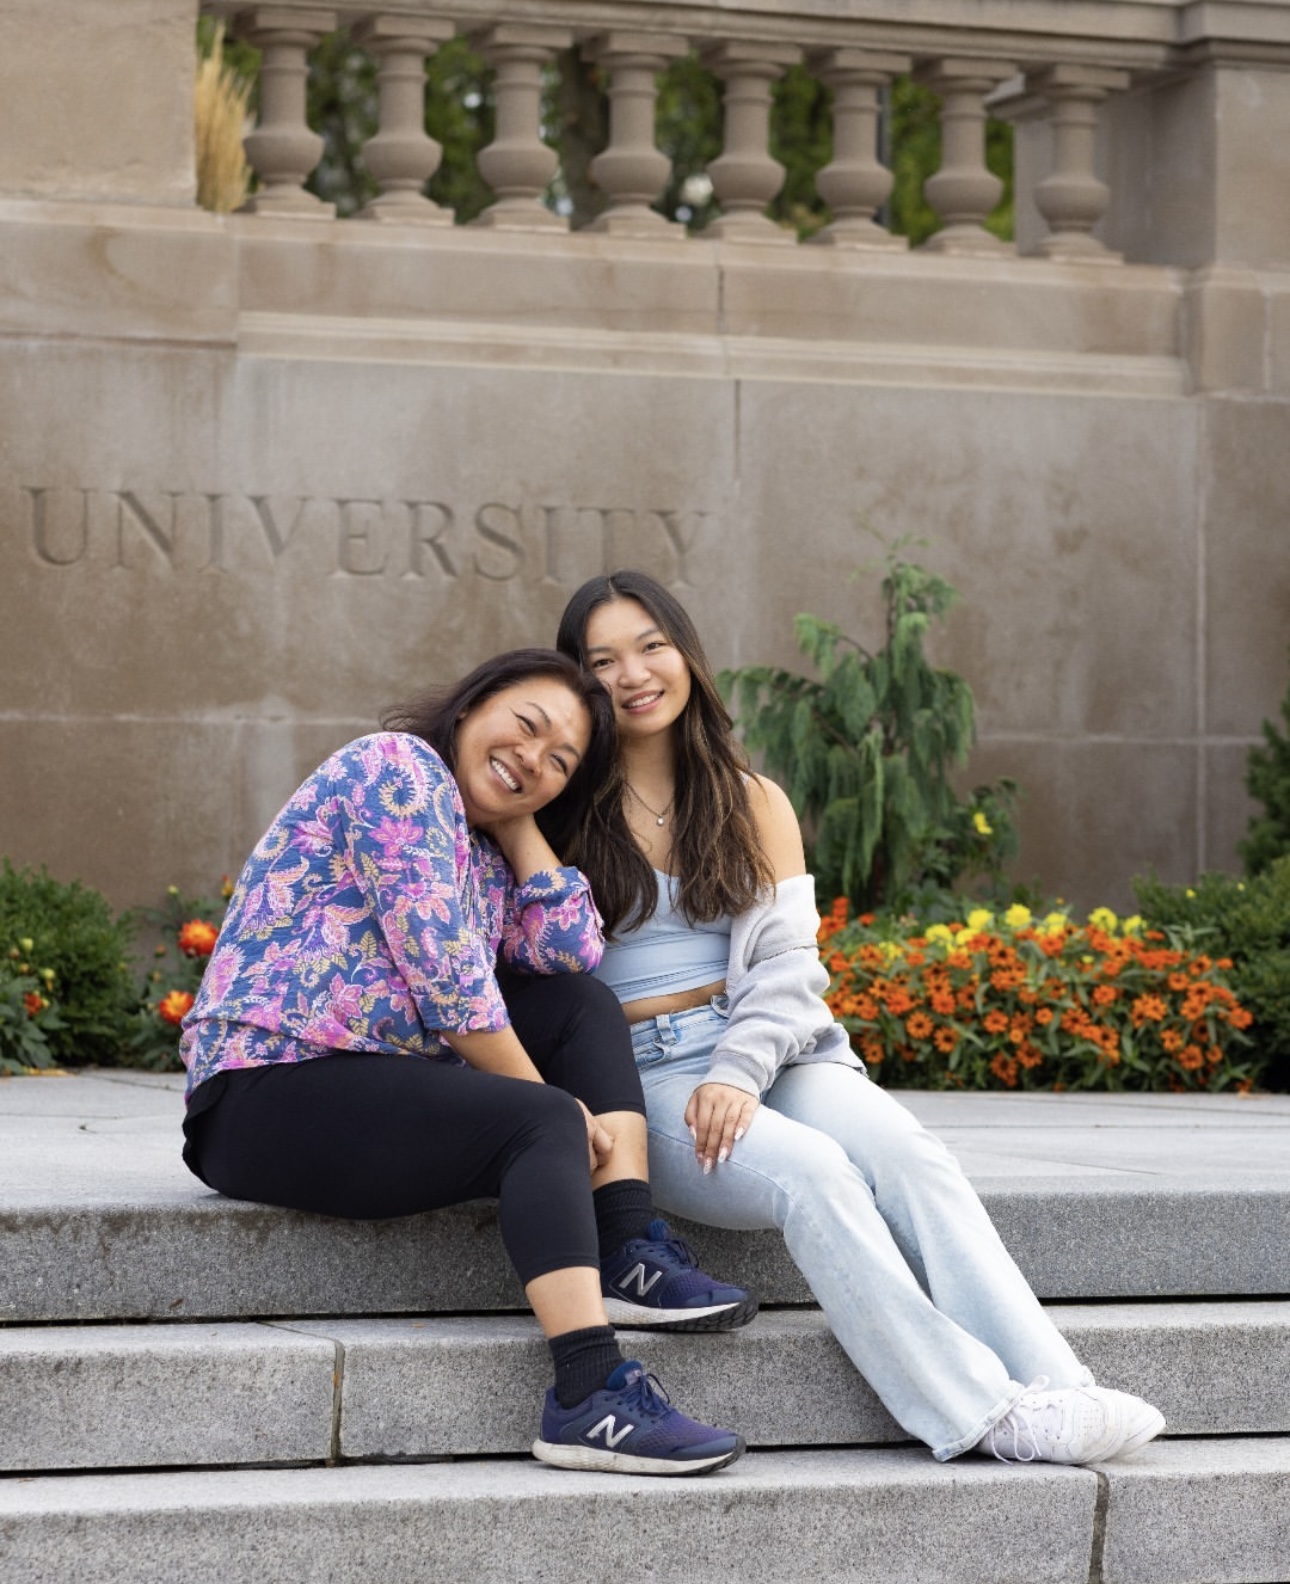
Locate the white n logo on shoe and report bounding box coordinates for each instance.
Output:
[618,1262,663,1298]
[586,1414,635,1449]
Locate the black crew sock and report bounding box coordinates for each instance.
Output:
[549,1324,625,1408]
[593,1177,655,1261]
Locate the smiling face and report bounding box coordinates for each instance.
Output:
[452,677,591,827]
[582,597,693,743]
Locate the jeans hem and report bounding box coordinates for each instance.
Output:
[932,1380,1029,1462]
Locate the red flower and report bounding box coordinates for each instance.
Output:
[23,991,46,1017]
[178,920,219,958]
[158,989,195,1025]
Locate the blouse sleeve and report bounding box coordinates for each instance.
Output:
[334,735,512,1036]
[499,865,605,975]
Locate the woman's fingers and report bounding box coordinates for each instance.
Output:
[590,1119,615,1168]
[685,1084,759,1173]
[576,1099,614,1171]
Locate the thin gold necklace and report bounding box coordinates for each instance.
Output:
[625,781,674,827]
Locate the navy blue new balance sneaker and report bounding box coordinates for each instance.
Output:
[532,1360,745,1476]
[601,1218,758,1331]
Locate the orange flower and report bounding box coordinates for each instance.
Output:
[158,989,195,1025]
[1130,994,1167,1026]
[989,1052,1019,1087]
[859,1037,885,1066]
[1091,984,1119,1006]
[983,1010,1010,1035]
[934,1027,958,1053]
[1034,1007,1055,1026]
[1177,1044,1205,1072]
[906,1012,935,1040]
[178,919,219,957]
[23,990,46,1017]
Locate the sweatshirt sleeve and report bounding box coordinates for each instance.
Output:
[703,875,852,1095]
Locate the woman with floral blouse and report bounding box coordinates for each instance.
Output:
[180,648,748,1477]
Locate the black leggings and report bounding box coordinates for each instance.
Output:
[182,971,643,1286]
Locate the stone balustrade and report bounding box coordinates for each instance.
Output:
[197,0,1290,267]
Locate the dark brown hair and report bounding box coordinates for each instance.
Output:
[556,572,773,932]
[381,648,615,855]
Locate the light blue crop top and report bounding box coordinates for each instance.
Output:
[594,871,732,1005]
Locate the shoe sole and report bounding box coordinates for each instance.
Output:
[531,1436,745,1476]
[603,1294,760,1332]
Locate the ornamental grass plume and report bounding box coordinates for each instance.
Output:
[819,900,1260,1093]
[195,25,251,213]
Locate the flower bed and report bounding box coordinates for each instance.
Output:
[819,899,1258,1092]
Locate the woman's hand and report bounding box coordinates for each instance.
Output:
[577,1098,615,1173]
[685,1083,760,1174]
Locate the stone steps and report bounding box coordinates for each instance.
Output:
[2,1077,1288,1583]
[2,1441,1288,1584]
[3,1303,1288,1474]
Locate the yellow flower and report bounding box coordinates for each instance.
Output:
[1186,888,1196,898]
[880,940,902,961]
[973,811,993,836]
[1121,915,1143,935]
[966,909,994,933]
[1088,907,1119,933]
[1003,904,1032,930]
[1042,912,1069,933]
[925,924,954,946]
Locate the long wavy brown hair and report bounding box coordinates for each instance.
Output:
[556,571,773,934]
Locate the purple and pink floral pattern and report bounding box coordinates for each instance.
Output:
[181,734,603,1098]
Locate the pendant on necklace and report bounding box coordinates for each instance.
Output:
[655,814,666,827]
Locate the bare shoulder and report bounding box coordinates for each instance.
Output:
[746,774,807,880]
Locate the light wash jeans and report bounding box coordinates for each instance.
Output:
[632,1000,1093,1459]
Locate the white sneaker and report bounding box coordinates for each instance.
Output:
[978,1378,1165,1465]
[1085,1386,1166,1457]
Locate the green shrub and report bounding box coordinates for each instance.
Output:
[126,882,231,1071]
[1133,859,1290,1091]
[0,861,137,1067]
[0,952,65,1075]
[820,896,1260,1092]
[721,544,1019,912]
[1241,649,1290,875]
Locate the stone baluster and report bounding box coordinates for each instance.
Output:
[701,42,802,243]
[807,48,910,249]
[352,14,453,224]
[472,24,574,231]
[234,6,337,215]
[914,58,1016,254]
[581,33,688,237]
[1027,64,1130,261]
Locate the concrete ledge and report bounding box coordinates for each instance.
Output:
[1101,1438,1290,1584]
[3,1304,1285,1473]
[0,1449,1099,1584]
[0,1323,335,1474]
[3,1080,1287,1322]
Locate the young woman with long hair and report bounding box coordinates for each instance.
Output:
[180,647,750,1477]
[557,574,1165,1466]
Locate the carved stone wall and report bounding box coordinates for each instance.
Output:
[2,0,1289,914]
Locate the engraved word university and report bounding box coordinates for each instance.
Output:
[19,486,710,586]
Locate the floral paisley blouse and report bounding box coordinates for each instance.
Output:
[180,733,603,1099]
